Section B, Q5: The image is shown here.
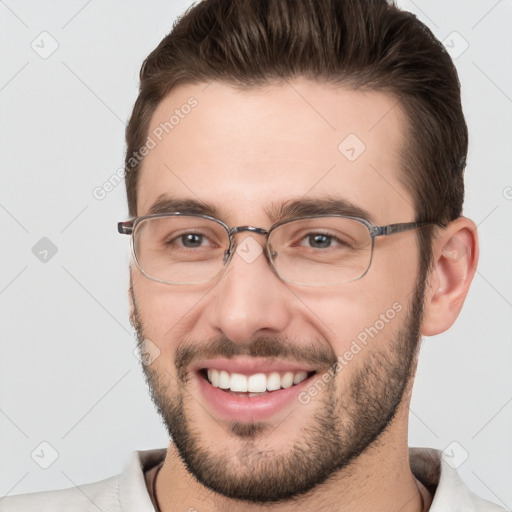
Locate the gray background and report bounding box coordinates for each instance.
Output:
[1,0,511,507]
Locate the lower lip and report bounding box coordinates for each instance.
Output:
[196,372,315,422]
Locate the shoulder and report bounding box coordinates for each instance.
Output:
[0,475,120,512]
[0,449,166,512]
[410,447,508,512]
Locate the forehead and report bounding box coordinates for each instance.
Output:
[137,80,413,223]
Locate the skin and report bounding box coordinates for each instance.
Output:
[129,79,478,511]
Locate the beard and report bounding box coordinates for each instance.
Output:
[130,276,426,504]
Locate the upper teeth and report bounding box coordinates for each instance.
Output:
[206,369,309,393]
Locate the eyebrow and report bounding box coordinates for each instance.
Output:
[266,197,374,224]
[145,195,374,224]
[146,195,223,217]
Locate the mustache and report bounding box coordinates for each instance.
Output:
[175,335,338,382]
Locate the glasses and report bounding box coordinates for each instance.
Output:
[118,213,440,287]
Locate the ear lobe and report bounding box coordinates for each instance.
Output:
[421,217,479,336]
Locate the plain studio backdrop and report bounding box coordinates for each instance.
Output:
[0,0,511,507]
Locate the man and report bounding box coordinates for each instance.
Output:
[2,0,506,510]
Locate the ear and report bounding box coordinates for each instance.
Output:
[421,217,479,336]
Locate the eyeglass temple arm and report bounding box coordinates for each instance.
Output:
[370,221,445,238]
[118,221,134,235]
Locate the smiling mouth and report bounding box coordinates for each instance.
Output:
[200,368,317,396]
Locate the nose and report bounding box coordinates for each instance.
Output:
[204,233,293,343]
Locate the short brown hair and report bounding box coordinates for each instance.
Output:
[125,0,467,268]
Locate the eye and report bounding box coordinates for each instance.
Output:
[299,232,348,249]
[305,233,335,249]
[179,232,207,248]
[164,230,219,250]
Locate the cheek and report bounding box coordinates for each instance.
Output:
[365,234,421,301]
[301,247,418,356]
[132,270,208,347]
[298,287,402,353]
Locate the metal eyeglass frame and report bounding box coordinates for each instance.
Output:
[118,213,443,286]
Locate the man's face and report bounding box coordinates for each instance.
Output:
[131,80,425,502]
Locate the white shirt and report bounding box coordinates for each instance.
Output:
[0,447,507,511]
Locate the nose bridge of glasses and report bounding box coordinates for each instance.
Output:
[229,225,270,237]
[227,225,269,250]
[223,225,272,265]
